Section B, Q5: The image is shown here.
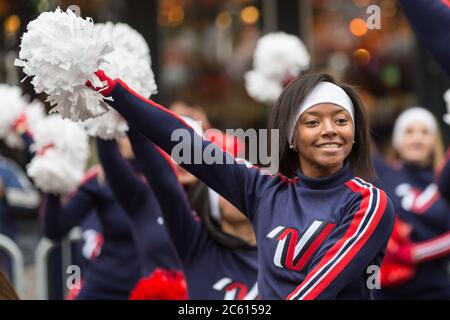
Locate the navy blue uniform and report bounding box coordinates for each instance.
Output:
[43,171,141,300]
[96,139,182,277]
[104,81,395,300]
[374,156,450,299]
[19,129,104,278]
[126,128,259,300]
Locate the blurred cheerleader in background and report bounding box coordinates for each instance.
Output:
[375,107,450,299]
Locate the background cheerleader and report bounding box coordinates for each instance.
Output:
[95,136,183,284]
[25,116,140,300]
[124,126,258,300]
[375,107,450,299]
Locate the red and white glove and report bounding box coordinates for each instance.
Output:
[387,218,417,265]
[380,218,416,287]
[86,70,117,97]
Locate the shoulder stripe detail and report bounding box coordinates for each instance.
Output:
[287,179,387,300]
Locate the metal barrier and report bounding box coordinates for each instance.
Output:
[35,227,82,300]
[0,233,25,298]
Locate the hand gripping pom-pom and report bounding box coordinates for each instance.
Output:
[15,8,114,122]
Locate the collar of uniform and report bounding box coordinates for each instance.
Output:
[401,162,434,185]
[296,162,353,190]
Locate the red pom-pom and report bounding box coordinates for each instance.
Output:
[129,269,188,300]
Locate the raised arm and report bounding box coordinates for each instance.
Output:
[287,183,395,300]
[127,127,204,262]
[400,0,450,76]
[96,138,182,272]
[96,139,148,216]
[91,72,278,221]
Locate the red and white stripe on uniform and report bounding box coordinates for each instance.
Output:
[286,178,388,300]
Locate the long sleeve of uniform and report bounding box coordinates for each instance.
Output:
[286,183,395,300]
[43,184,96,241]
[108,81,279,221]
[96,139,148,219]
[127,127,203,263]
[96,138,181,273]
[400,0,450,76]
[413,231,450,263]
[401,148,450,264]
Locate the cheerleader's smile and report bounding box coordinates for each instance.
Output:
[315,142,343,150]
[294,103,354,177]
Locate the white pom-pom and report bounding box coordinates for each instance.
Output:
[83,109,129,140]
[444,89,450,126]
[244,70,284,104]
[27,115,89,194]
[0,84,29,148]
[96,22,158,98]
[96,22,150,61]
[15,8,113,122]
[9,99,47,150]
[245,32,310,104]
[24,99,46,133]
[84,22,157,139]
[27,149,86,195]
[252,32,310,80]
[102,47,157,99]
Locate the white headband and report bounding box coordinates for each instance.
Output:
[287,82,355,144]
[392,107,437,150]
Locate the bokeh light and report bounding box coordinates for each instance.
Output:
[353,48,371,66]
[349,18,368,37]
[216,11,232,29]
[240,6,260,25]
